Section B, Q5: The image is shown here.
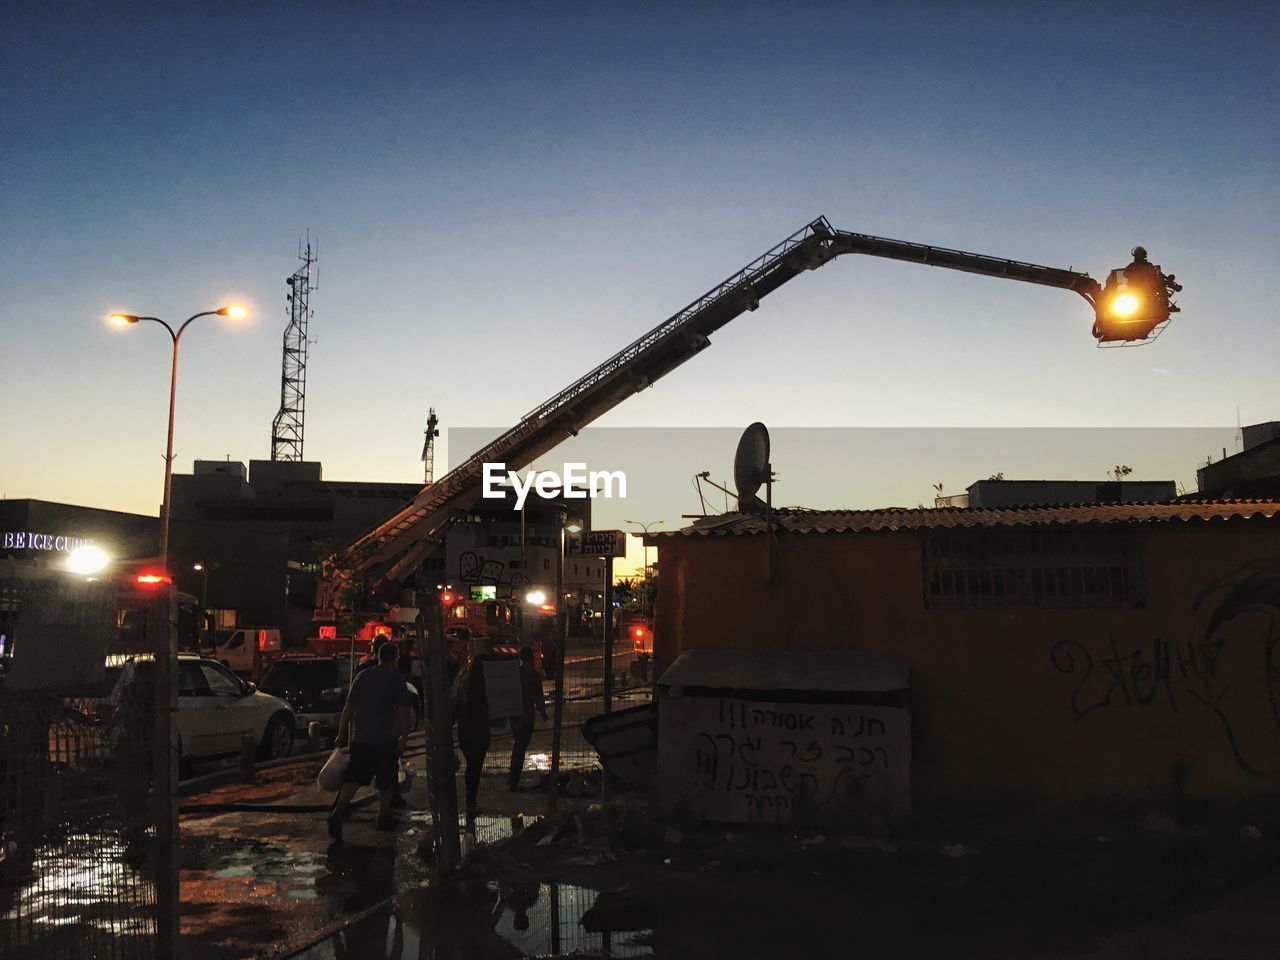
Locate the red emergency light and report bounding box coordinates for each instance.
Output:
[633,626,645,639]
[441,592,455,604]
[539,603,555,613]
[135,572,172,586]
[318,625,338,640]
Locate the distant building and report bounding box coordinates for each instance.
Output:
[171,459,422,641]
[0,498,287,630]
[1196,421,1280,499]
[171,460,424,559]
[425,487,608,635]
[0,499,157,565]
[649,500,1280,809]
[964,478,1176,508]
[171,459,611,641]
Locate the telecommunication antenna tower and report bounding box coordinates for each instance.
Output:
[421,408,440,484]
[271,237,317,461]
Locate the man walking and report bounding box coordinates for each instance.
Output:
[329,641,414,841]
[452,639,495,823]
[508,646,547,791]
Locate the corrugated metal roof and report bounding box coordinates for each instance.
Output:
[652,500,1280,538]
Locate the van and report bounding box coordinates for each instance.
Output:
[212,627,282,676]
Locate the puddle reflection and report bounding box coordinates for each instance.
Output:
[291,882,653,959]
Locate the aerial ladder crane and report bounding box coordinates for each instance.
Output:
[319,216,1180,607]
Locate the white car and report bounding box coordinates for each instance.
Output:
[111,654,296,773]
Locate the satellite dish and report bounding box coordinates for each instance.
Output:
[734,422,770,512]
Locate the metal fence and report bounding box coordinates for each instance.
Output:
[480,635,652,779]
[0,571,166,960]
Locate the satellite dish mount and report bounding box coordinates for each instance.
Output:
[734,422,777,582]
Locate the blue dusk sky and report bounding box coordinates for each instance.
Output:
[2,1,1277,570]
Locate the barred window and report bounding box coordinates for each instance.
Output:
[924,528,1142,608]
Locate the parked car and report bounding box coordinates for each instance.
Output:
[107,654,296,773]
[259,655,421,745]
[259,656,357,743]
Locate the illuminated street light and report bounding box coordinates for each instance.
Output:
[66,544,110,575]
[108,304,248,573]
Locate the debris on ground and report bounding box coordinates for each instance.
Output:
[841,835,898,853]
[1140,808,1182,836]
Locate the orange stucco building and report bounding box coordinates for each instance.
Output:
[649,501,1280,808]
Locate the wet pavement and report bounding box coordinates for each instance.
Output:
[288,882,653,960]
[177,748,595,959]
[14,752,1280,960]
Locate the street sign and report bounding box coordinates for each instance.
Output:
[566,530,627,557]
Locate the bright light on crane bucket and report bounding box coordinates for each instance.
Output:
[525,590,547,605]
[66,545,110,575]
[1109,293,1140,318]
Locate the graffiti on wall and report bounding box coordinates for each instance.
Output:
[1050,559,1280,776]
[456,551,530,597]
[658,697,910,823]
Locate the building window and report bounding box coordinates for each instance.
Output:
[923,528,1143,608]
[543,559,550,570]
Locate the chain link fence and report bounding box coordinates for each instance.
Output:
[0,570,167,960]
[479,635,651,779]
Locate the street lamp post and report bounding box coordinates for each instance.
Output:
[192,562,213,609]
[109,303,243,960]
[625,519,663,619]
[625,519,663,579]
[109,306,246,573]
[547,516,582,813]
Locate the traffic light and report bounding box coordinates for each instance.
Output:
[1093,248,1181,343]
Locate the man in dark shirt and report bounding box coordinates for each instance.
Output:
[328,641,414,840]
[508,646,547,791]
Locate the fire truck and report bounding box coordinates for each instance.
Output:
[316,218,1179,642]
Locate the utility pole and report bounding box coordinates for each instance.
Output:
[419,576,460,872]
[547,515,568,813]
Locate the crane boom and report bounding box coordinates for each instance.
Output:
[322,216,1120,598]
